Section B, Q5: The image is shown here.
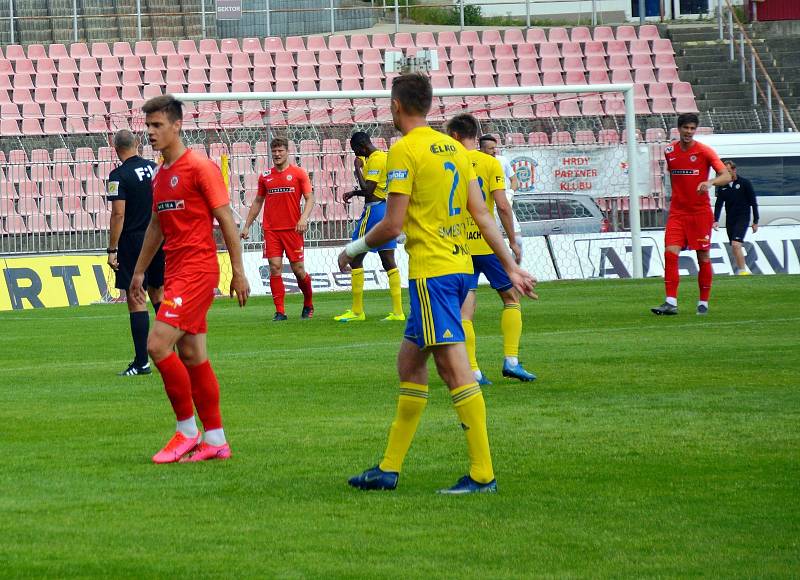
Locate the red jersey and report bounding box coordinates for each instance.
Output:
[257,164,312,231]
[152,149,229,277]
[665,140,725,216]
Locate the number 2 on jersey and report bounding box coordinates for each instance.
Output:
[444,162,461,217]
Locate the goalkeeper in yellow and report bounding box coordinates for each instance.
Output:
[334,132,404,322]
[338,74,537,494]
[446,114,536,384]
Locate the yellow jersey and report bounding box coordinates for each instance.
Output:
[363,149,388,200]
[386,126,476,279]
[465,149,506,256]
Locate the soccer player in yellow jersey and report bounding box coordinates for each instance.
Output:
[446,114,536,384]
[334,132,404,322]
[338,73,537,494]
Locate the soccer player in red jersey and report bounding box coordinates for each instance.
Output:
[129,95,250,463]
[241,137,315,321]
[652,113,730,316]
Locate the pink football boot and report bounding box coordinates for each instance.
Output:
[179,441,232,462]
[152,432,201,464]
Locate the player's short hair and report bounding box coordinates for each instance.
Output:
[445,114,479,140]
[391,73,432,116]
[677,113,699,127]
[723,159,736,168]
[350,132,371,149]
[479,134,498,146]
[142,94,183,122]
[270,137,289,150]
[113,129,137,151]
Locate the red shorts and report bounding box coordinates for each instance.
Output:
[264,229,305,262]
[665,212,713,251]
[156,270,219,335]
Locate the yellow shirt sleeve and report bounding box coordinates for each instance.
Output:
[488,156,505,193]
[386,142,414,196]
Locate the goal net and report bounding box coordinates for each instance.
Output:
[112,81,649,295]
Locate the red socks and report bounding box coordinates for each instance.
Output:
[698,260,713,302]
[665,251,679,300]
[270,275,285,314]
[155,352,194,422]
[297,273,313,308]
[186,360,223,432]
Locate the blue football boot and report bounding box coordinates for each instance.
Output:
[437,475,498,495]
[348,465,399,491]
[502,360,537,382]
[476,372,493,387]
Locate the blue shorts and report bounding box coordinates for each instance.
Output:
[352,201,397,252]
[470,254,513,292]
[404,274,471,349]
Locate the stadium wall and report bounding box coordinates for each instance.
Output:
[2,226,799,311]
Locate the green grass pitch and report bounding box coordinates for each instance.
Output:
[1,276,798,577]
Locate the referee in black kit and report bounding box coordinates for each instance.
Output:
[713,160,760,276]
[106,129,165,376]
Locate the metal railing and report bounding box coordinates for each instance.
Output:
[717,0,797,133]
[1,0,610,43]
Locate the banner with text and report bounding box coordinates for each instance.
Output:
[548,225,800,279]
[506,144,651,196]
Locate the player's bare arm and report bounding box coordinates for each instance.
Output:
[698,168,731,193]
[343,179,379,204]
[108,199,126,270]
[240,195,266,240]
[213,204,250,307]
[129,211,164,305]
[467,180,537,299]
[492,188,521,265]
[296,190,315,233]
[338,192,407,272]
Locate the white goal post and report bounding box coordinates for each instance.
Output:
[173,83,645,279]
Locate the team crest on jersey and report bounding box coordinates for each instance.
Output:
[170,176,179,188]
[512,156,536,192]
[107,181,120,197]
[287,174,293,181]
[690,155,697,162]
[157,200,185,211]
[735,183,740,189]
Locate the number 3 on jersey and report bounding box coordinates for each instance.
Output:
[444,162,461,217]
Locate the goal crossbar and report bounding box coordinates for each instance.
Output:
[173,84,643,278]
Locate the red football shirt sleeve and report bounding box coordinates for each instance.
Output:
[257,174,267,198]
[298,168,312,195]
[196,159,230,209]
[703,144,726,174]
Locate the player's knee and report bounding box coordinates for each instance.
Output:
[379,253,397,271]
[291,263,306,278]
[268,263,282,276]
[147,335,170,361]
[499,288,518,305]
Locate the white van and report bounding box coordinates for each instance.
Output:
[694,132,800,226]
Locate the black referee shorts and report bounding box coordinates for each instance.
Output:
[726,215,750,244]
[114,231,165,291]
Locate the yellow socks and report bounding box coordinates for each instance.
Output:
[462,319,479,372]
[351,268,364,315]
[501,303,522,359]
[450,383,494,483]
[379,382,429,473]
[387,268,403,315]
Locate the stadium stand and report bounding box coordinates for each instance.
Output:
[1,26,709,238]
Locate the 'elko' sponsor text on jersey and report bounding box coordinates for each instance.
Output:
[256,164,312,230]
[106,156,158,233]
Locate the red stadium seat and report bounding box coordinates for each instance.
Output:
[264,37,285,52]
[178,40,198,56]
[652,39,675,55]
[548,27,569,43]
[639,25,660,40]
[503,29,524,45]
[242,38,263,54]
[598,129,620,144]
[525,28,547,43]
[134,41,155,56]
[437,31,458,47]
[615,25,637,41]
[155,40,176,56]
[575,130,597,144]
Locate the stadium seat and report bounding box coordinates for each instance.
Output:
[241,38,263,54]
[674,96,699,113]
[177,40,198,56]
[598,129,620,144]
[558,99,581,117]
[525,28,547,43]
[112,42,133,57]
[570,27,592,42]
[548,27,569,43]
[584,40,607,57]
[615,25,637,41]
[639,25,661,40]
[371,34,392,50]
[437,31,458,48]
[581,96,604,115]
[645,128,667,142]
[652,39,675,55]
[575,130,597,144]
[503,29,524,45]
